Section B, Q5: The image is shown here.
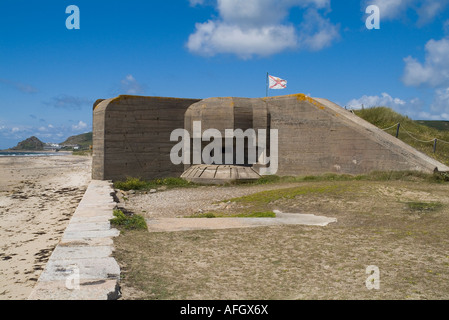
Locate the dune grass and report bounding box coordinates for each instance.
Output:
[113,177,194,191]
[355,107,449,167]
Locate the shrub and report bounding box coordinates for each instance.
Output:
[114,177,149,191]
[110,209,148,230]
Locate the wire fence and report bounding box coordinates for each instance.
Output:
[380,122,449,153]
[381,123,400,131]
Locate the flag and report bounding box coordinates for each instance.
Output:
[268,75,287,90]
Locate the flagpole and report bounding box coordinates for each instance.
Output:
[266,72,269,97]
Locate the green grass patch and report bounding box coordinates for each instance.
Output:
[228,184,344,205]
[110,209,148,230]
[113,177,194,191]
[114,177,149,191]
[187,211,276,218]
[235,171,445,186]
[365,170,438,182]
[301,173,361,182]
[192,212,217,218]
[406,201,443,213]
[416,121,449,132]
[235,173,360,185]
[232,211,276,218]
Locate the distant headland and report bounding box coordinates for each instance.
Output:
[2,132,93,152]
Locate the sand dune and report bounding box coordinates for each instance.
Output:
[0,155,91,300]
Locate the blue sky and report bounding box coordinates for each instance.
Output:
[1,0,449,149]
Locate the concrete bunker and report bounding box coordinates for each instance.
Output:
[92,94,449,183]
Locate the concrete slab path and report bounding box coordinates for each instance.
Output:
[28,180,121,300]
[147,210,337,233]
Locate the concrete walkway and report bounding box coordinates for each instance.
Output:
[28,180,121,300]
[147,210,337,233]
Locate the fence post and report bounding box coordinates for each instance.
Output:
[434,139,437,153]
[396,123,401,138]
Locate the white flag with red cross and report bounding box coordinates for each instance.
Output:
[268,75,287,90]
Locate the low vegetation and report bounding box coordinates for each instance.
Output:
[113,178,449,300]
[187,211,276,218]
[113,177,193,191]
[110,209,147,230]
[406,201,443,213]
[355,107,449,166]
[416,120,449,132]
[113,170,448,194]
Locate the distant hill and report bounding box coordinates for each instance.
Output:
[416,121,449,132]
[60,132,93,149]
[11,136,45,151]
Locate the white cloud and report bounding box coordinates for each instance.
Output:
[298,9,340,51]
[0,125,33,139]
[187,20,298,58]
[216,0,329,27]
[430,87,449,114]
[0,121,93,148]
[402,36,449,118]
[346,92,407,110]
[417,111,449,120]
[444,20,449,33]
[403,37,449,87]
[189,0,205,6]
[187,0,339,58]
[363,0,449,24]
[365,0,411,20]
[416,0,449,26]
[72,121,88,131]
[120,74,145,95]
[347,92,449,120]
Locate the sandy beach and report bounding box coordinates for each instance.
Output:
[0,154,92,300]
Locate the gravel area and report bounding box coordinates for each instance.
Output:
[119,183,299,219]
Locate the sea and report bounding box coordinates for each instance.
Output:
[0,151,68,157]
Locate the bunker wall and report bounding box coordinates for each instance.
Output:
[267,95,447,175]
[92,96,200,181]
